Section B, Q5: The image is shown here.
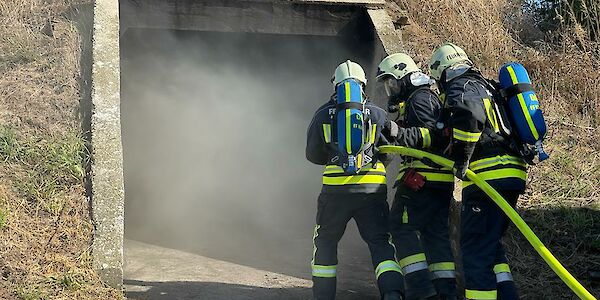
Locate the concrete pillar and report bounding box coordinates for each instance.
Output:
[90,0,124,289]
[365,8,404,106]
[367,9,403,54]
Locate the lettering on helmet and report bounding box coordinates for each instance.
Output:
[430,61,440,70]
[446,52,467,61]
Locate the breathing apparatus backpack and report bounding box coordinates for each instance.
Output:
[496,62,549,163]
[479,62,549,163]
[329,79,375,174]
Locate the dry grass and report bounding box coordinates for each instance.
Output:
[0,0,597,298]
[0,0,122,299]
[0,0,85,135]
[388,0,600,123]
[386,0,600,297]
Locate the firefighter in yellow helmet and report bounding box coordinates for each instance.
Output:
[377,53,457,300]
[429,43,524,300]
[306,60,436,300]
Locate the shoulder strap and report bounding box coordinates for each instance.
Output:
[500,83,534,99]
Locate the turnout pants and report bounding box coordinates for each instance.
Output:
[461,189,520,300]
[312,192,404,300]
[390,185,457,300]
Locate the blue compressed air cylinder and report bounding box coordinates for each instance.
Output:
[336,79,365,173]
[498,62,547,146]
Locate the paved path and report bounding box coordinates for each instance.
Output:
[125,232,381,300]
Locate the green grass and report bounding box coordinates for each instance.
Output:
[0,126,23,162]
[0,125,86,214]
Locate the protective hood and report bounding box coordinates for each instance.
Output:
[386,72,433,110]
[444,63,473,82]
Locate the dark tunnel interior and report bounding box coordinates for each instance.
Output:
[120,26,385,297]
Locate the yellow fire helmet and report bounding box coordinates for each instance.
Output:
[331,60,367,87]
[429,43,473,80]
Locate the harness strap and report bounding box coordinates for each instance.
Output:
[336,102,364,111]
[500,83,533,99]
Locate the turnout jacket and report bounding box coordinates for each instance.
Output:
[396,87,453,189]
[442,70,527,194]
[306,99,428,194]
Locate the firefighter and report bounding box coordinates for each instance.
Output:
[306,60,436,300]
[376,53,457,300]
[429,43,525,300]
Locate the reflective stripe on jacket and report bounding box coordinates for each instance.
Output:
[322,162,387,194]
[442,71,527,192]
[306,99,426,194]
[397,88,453,188]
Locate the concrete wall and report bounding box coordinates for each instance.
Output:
[120,0,386,36]
[91,0,124,289]
[90,0,401,288]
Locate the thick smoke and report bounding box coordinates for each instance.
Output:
[121,29,376,276]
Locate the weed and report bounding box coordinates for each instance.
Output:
[16,286,45,300]
[0,207,7,229]
[0,126,23,162]
[49,271,83,291]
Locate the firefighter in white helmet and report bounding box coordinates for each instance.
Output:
[430,43,524,300]
[307,60,434,300]
[377,53,457,300]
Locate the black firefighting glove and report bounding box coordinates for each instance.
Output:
[430,127,451,151]
[387,101,400,113]
[450,140,475,180]
[453,160,469,180]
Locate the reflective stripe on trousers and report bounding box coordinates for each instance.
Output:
[494,263,514,283]
[465,289,497,300]
[428,262,456,279]
[312,264,337,278]
[398,253,428,275]
[375,260,402,279]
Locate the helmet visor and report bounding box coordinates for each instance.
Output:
[383,77,400,98]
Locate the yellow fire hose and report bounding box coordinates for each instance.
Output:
[379,145,597,300]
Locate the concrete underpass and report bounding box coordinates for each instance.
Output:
[90,0,402,298]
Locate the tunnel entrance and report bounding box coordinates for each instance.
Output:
[116,0,393,298]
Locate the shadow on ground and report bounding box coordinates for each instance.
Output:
[125,279,310,300]
[125,279,377,300]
